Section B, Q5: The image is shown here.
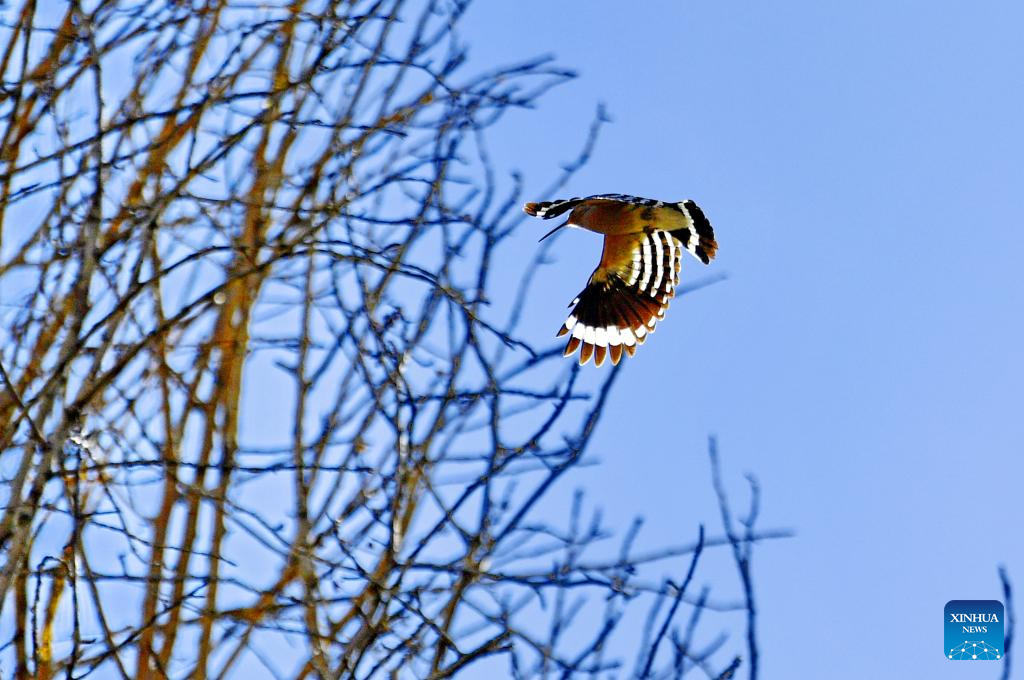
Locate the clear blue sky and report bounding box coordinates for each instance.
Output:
[462,1,1024,677]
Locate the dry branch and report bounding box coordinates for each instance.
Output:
[0,2,781,678]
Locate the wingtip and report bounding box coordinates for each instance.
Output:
[700,237,719,263]
[609,344,623,365]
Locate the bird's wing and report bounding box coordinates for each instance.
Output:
[557,229,685,367]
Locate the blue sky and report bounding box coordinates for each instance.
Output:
[2,2,1019,676]
[462,1,1024,676]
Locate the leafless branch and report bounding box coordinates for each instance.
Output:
[0,2,781,678]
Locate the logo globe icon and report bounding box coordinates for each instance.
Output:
[948,641,1000,660]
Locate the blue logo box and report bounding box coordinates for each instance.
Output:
[945,600,1004,660]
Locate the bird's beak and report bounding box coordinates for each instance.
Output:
[539,220,570,242]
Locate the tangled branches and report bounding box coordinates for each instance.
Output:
[0,2,783,677]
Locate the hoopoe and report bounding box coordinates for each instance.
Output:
[524,194,717,367]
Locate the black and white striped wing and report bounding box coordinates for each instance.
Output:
[557,230,686,366]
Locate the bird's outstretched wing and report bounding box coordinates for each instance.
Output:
[558,229,684,367]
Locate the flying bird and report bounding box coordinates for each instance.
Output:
[523,194,717,367]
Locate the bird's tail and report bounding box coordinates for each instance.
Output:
[668,200,717,264]
[523,197,584,220]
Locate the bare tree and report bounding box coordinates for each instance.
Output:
[0,2,785,678]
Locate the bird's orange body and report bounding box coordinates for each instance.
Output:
[524,194,717,366]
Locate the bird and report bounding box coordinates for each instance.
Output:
[523,193,717,367]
